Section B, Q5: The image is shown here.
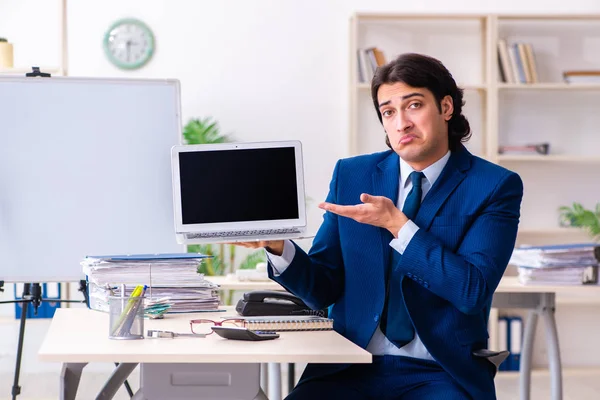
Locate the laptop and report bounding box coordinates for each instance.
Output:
[171,141,310,244]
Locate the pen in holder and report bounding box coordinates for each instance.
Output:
[109,293,145,340]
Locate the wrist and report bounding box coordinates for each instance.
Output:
[388,213,408,238]
[265,241,285,256]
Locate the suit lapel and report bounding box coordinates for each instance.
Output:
[372,151,400,266]
[414,145,472,230]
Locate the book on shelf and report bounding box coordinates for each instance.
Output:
[563,70,600,84]
[498,40,538,84]
[497,39,515,84]
[498,143,549,156]
[356,47,387,83]
[239,315,334,331]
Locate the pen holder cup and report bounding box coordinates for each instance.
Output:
[108,295,145,340]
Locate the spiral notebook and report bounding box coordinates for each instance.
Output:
[241,315,333,331]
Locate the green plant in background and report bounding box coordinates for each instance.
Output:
[183,117,231,145]
[559,202,600,241]
[238,250,267,270]
[183,117,266,277]
[0,38,7,42]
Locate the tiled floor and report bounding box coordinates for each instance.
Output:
[1,367,600,399]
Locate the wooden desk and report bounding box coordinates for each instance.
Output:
[39,308,370,400]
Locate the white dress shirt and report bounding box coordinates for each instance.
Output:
[267,151,451,359]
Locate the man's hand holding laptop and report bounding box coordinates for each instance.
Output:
[232,240,285,256]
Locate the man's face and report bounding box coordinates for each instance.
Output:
[377,82,453,171]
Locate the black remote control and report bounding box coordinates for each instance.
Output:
[211,326,280,341]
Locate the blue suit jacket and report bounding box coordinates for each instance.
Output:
[269,145,523,399]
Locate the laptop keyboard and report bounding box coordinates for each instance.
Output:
[186,227,301,239]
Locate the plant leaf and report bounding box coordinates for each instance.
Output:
[238,250,267,270]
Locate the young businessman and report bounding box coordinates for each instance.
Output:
[238,53,523,399]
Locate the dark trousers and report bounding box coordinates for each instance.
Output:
[286,355,471,400]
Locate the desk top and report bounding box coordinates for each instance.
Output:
[207,275,600,296]
[207,275,281,291]
[495,276,600,294]
[38,308,371,365]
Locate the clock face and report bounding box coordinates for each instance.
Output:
[103,18,155,70]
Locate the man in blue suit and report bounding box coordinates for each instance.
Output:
[240,53,523,399]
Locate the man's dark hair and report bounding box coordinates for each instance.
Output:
[371,53,471,151]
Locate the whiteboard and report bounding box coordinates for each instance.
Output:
[0,77,184,282]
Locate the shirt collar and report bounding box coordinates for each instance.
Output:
[400,150,451,188]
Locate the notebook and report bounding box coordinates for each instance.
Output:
[171,141,311,244]
[241,315,334,331]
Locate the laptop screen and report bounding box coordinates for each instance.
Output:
[178,147,299,225]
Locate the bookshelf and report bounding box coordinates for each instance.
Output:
[350,13,600,369]
[349,12,600,241]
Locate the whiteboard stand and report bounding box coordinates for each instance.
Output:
[0,282,43,400]
[0,281,89,400]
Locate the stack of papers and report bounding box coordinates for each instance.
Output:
[510,243,599,285]
[82,253,221,313]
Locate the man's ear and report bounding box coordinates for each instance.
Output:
[441,95,454,121]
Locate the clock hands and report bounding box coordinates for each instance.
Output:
[126,40,131,62]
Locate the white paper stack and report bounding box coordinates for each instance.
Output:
[82,253,220,313]
[510,243,599,285]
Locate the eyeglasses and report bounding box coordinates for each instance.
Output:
[189,318,245,335]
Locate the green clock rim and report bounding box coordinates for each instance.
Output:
[103,18,155,70]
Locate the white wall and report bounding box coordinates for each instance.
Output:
[4,0,600,235]
[2,0,600,367]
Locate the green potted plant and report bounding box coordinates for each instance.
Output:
[0,37,14,68]
[558,202,600,241]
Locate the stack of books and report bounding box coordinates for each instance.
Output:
[497,39,538,84]
[82,253,220,313]
[563,70,600,84]
[356,47,387,83]
[510,243,599,285]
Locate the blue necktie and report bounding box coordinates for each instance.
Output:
[380,171,425,347]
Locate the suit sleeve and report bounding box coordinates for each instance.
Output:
[399,171,523,315]
[267,160,345,311]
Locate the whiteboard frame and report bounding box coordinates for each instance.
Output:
[0,76,184,282]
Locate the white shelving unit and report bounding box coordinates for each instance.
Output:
[350,12,600,243]
[0,0,67,77]
[350,13,600,371]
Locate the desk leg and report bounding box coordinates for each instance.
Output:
[288,363,295,393]
[542,298,563,400]
[60,362,87,400]
[255,387,269,400]
[520,310,537,400]
[268,363,282,400]
[96,363,139,400]
[261,363,269,394]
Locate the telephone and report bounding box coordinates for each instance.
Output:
[235,290,327,317]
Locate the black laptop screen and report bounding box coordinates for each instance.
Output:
[179,147,300,224]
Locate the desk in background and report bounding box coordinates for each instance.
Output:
[207,275,282,292]
[38,307,370,400]
[491,277,600,400]
[209,275,600,400]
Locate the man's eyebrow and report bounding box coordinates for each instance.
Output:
[378,92,425,108]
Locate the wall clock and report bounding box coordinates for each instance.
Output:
[103,18,155,70]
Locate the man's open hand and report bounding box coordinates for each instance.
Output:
[319,193,408,237]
